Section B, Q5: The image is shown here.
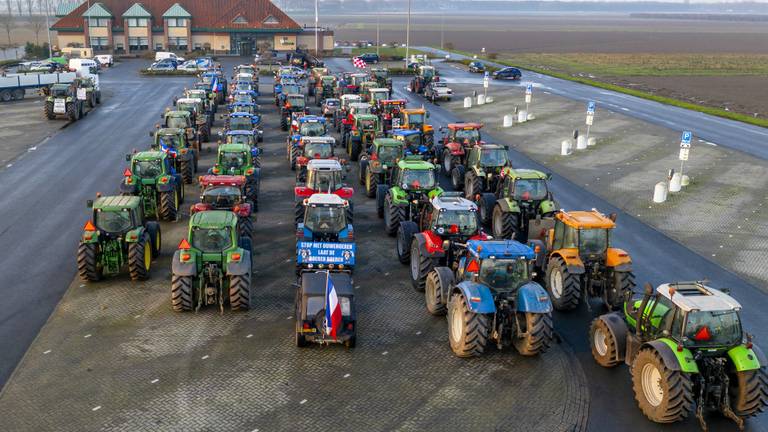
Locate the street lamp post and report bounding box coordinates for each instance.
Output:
[45,0,53,57]
[405,0,411,68]
[314,0,318,55]
[376,7,380,57]
[440,14,444,50]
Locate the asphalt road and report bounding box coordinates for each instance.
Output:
[418,47,768,161]
[0,61,190,386]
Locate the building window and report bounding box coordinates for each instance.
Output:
[89,37,108,48]
[88,18,109,27]
[193,42,201,51]
[128,37,148,50]
[155,43,163,50]
[232,15,248,24]
[167,18,186,27]
[263,15,278,24]
[126,18,148,27]
[168,37,188,50]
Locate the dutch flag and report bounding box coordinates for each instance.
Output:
[324,271,342,338]
[211,76,219,93]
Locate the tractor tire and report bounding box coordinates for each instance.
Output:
[451,165,465,191]
[295,201,305,224]
[146,222,162,259]
[128,234,152,281]
[96,92,101,104]
[176,179,185,204]
[78,102,84,119]
[376,185,387,218]
[159,190,178,221]
[87,92,95,108]
[492,205,519,240]
[245,173,259,203]
[477,193,496,228]
[77,242,102,282]
[290,146,300,171]
[546,257,581,311]
[396,221,419,264]
[730,368,768,417]
[513,311,553,356]
[280,115,288,131]
[171,275,194,312]
[180,159,194,184]
[229,272,251,311]
[349,137,362,161]
[447,292,489,358]
[67,102,78,121]
[44,101,55,119]
[590,317,620,367]
[364,167,379,198]
[409,237,433,291]
[609,271,636,310]
[425,267,453,315]
[384,193,405,236]
[464,171,483,200]
[441,149,454,175]
[631,347,694,424]
[238,216,254,239]
[346,202,354,226]
[12,88,24,100]
[358,160,368,185]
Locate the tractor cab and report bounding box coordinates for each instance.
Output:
[377,99,407,130]
[226,112,261,132]
[301,136,336,160]
[88,195,144,238]
[162,110,197,143]
[235,64,257,76]
[196,175,248,212]
[422,194,481,237]
[442,123,483,147]
[392,129,427,157]
[297,116,327,137]
[49,83,73,98]
[370,67,392,91]
[346,114,381,160]
[458,240,535,293]
[121,151,183,220]
[227,101,259,115]
[297,193,354,243]
[393,158,438,193]
[359,81,379,101]
[359,138,404,197]
[368,88,390,105]
[151,127,186,150]
[295,159,354,205]
[230,90,257,105]
[212,143,259,177]
[489,168,556,240]
[340,94,362,112]
[175,98,203,118]
[346,73,369,93]
[399,108,434,146]
[225,130,257,147]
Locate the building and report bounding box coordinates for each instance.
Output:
[51,0,334,56]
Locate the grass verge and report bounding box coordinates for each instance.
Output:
[332,46,425,61]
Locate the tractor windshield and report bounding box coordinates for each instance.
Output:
[229,118,252,130]
[421,68,435,78]
[371,91,388,103]
[479,258,529,290]
[236,82,252,91]
[191,227,233,252]
[684,310,742,348]
[304,142,333,158]
[359,119,378,131]
[304,205,347,233]
[176,102,198,113]
[307,169,343,192]
[220,151,248,171]
[51,86,69,97]
[401,169,436,190]
[300,122,326,137]
[513,179,548,201]
[95,209,133,233]
[407,113,425,128]
[287,95,305,108]
[133,159,163,178]
[400,133,422,149]
[202,186,241,208]
[234,95,252,104]
[166,116,188,129]
[455,128,480,143]
[372,69,388,79]
[227,134,253,145]
[579,229,610,256]
[435,209,478,236]
[378,145,402,162]
[480,148,509,167]
[158,135,181,148]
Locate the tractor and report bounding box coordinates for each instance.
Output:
[224,111,263,142]
[409,65,438,95]
[452,144,512,201]
[191,175,256,237]
[210,143,260,206]
[294,270,357,348]
[229,90,258,106]
[296,193,355,244]
[227,101,259,116]
[199,71,227,104]
[171,211,252,312]
[378,157,443,236]
[295,159,353,223]
[589,281,768,430]
[345,113,380,161]
[435,123,484,175]
[174,97,212,142]
[376,99,407,132]
[275,83,303,107]
[398,108,434,147]
[402,193,488,291]
[527,210,635,311]
[343,73,370,94]
[280,93,308,131]
[370,67,392,96]
[73,75,101,108]
[120,151,184,221]
[321,98,340,123]
[337,94,363,132]
[307,67,328,96]
[183,88,216,114]
[293,136,338,182]
[77,195,161,282]
[161,110,199,149]
[149,128,198,183]
[43,82,84,121]
[358,138,405,198]
[368,87,390,106]
[488,169,557,242]
[430,240,554,357]
[287,116,328,167]
[358,81,379,102]
[315,75,338,106]
[391,129,431,159]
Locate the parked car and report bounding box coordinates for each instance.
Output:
[178,61,201,72]
[468,61,485,73]
[492,67,522,80]
[356,53,379,64]
[424,81,453,102]
[68,58,99,74]
[94,54,114,67]
[149,62,176,71]
[155,51,185,63]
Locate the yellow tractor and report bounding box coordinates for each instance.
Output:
[527,210,634,311]
[397,108,434,146]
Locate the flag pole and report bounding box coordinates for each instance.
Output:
[323,269,330,335]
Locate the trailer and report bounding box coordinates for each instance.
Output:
[0,71,77,102]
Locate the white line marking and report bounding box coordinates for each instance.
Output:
[151,379,159,384]
[299,399,307,405]
[6,164,12,168]
[79,285,85,288]
[382,351,389,355]
[416,331,422,335]
[286,316,292,319]
[92,406,101,411]
[343,373,351,378]
[246,334,253,338]
[621,107,630,112]
[201,355,209,360]
[84,334,92,338]
[43,350,51,354]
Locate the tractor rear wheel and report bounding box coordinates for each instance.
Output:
[425,267,453,315]
[464,171,483,200]
[590,318,620,367]
[447,292,489,358]
[358,160,368,185]
[492,205,519,240]
[238,216,254,239]
[77,242,102,282]
[128,234,152,281]
[731,369,768,417]
[44,101,55,119]
[376,185,387,218]
[546,257,581,311]
[513,311,553,356]
[451,165,465,191]
[442,149,455,175]
[146,222,162,259]
[631,347,694,424]
[180,160,194,184]
[396,221,419,264]
[609,271,636,310]
[67,102,78,121]
[477,193,496,227]
[409,238,433,291]
[290,146,299,171]
[171,275,194,312]
[229,272,251,311]
[365,167,378,198]
[87,92,95,108]
[159,190,178,221]
[349,137,362,161]
[384,193,405,236]
[346,202,354,226]
[294,201,305,224]
[280,115,288,131]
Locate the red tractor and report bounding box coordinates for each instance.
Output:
[294,159,354,223]
[294,136,340,183]
[436,123,484,175]
[190,175,256,238]
[376,99,407,132]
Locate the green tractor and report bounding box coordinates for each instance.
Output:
[590,282,768,430]
[73,76,101,108]
[315,75,338,106]
[150,127,198,183]
[210,143,260,205]
[171,210,252,312]
[345,113,380,162]
[358,138,404,198]
[488,169,557,241]
[161,110,199,149]
[43,82,84,121]
[120,151,184,221]
[174,97,212,143]
[77,195,161,282]
[377,157,443,236]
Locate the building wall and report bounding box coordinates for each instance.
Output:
[113,35,126,49]
[89,27,109,37]
[167,27,187,37]
[274,34,296,51]
[58,34,86,48]
[127,26,148,37]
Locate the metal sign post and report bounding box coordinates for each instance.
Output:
[585,101,596,141]
[525,84,532,112]
[483,71,489,98]
[679,130,693,176]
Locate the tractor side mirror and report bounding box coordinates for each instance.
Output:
[160,113,164,119]
[125,154,131,161]
[86,199,93,208]
[609,212,617,222]
[504,145,509,151]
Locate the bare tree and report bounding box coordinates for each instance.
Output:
[14,0,22,16]
[1,1,14,47]
[25,0,33,16]
[30,13,44,44]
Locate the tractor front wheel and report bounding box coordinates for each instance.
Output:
[409,238,433,291]
[451,165,465,191]
[128,233,152,281]
[365,167,378,198]
[589,318,620,367]
[464,171,483,200]
[171,275,194,312]
[66,102,78,121]
[447,292,489,358]
[376,185,387,218]
[513,311,553,356]
[631,348,694,424]
[358,160,368,185]
[730,369,768,417]
[146,222,162,259]
[477,193,496,228]
[384,194,405,236]
[546,257,581,311]
[77,242,102,282]
[492,205,519,240]
[44,101,55,119]
[238,216,254,239]
[442,149,454,175]
[229,272,251,311]
[396,221,419,264]
[425,267,453,315]
[159,190,178,221]
[349,137,362,161]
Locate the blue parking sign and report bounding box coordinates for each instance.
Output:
[484,71,489,78]
[681,131,692,145]
[587,101,596,114]
[526,84,533,95]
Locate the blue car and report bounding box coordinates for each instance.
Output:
[493,67,522,80]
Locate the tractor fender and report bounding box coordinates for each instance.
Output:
[539,199,558,215]
[124,227,145,244]
[727,344,765,372]
[606,248,632,271]
[428,187,444,199]
[597,312,629,363]
[156,181,174,193]
[516,282,552,314]
[414,231,446,259]
[643,339,699,374]
[172,250,198,276]
[552,250,585,275]
[119,182,138,195]
[226,250,252,275]
[390,187,408,204]
[454,281,496,314]
[496,198,520,214]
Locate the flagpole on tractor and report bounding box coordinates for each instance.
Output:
[405,0,411,69]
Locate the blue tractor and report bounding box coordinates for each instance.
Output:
[392,129,432,159]
[224,111,263,142]
[227,101,259,116]
[427,240,554,357]
[229,90,258,106]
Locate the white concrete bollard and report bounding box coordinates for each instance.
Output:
[681,175,690,186]
[518,110,528,123]
[527,113,536,121]
[486,96,494,103]
[477,94,486,105]
[669,172,682,193]
[561,140,572,156]
[464,97,472,109]
[653,182,668,203]
[503,115,514,128]
[588,137,597,147]
[576,136,588,150]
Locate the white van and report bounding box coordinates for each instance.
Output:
[94,54,113,67]
[68,58,99,74]
[155,52,185,63]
